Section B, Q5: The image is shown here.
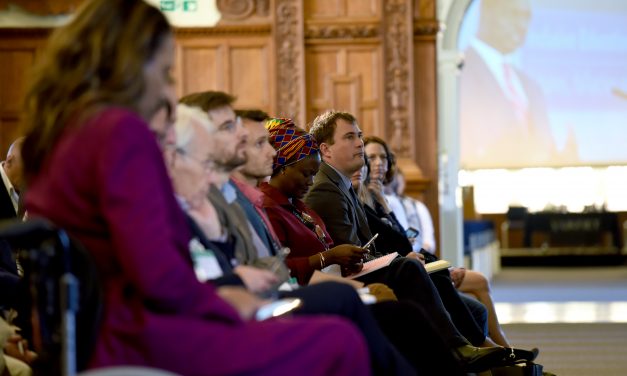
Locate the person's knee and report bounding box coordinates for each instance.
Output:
[394,257,427,278]
[469,270,491,293]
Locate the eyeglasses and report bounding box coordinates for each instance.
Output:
[170,147,213,170]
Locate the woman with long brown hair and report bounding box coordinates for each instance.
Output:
[20,0,370,374]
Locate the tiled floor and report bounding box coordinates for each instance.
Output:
[490,266,627,324]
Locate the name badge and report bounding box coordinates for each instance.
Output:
[189,238,223,282]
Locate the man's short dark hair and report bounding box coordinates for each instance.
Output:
[309,110,357,145]
[236,109,270,122]
[179,91,236,112]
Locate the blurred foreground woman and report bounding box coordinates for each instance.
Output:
[20,0,370,375]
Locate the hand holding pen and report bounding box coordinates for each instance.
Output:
[361,233,378,261]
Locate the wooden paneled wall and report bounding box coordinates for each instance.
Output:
[174,26,276,113]
[0,0,441,236]
[0,29,48,156]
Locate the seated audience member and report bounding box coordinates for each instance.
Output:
[359,137,413,255]
[1,138,25,221]
[21,1,370,374]
[262,117,509,373]
[1,138,25,310]
[386,168,435,254]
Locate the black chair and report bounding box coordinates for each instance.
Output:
[0,218,103,376]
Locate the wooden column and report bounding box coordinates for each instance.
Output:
[383,0,426,190]
[412,0,441,249]
[274,0,306,127]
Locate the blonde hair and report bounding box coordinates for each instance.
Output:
[22,0,171,179]
[356,179,375,209]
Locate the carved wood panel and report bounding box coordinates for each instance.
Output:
[413,0,436,20]
[304,0,380,19]
[305,45,382,135]
[175,33,275,113]
[176,42,224,95]
[383,0,414,159]
[0,31,47,156]
[274,0,305,125]
[0,117,20,158]
[216,0,270,21]
[0,50,34,113]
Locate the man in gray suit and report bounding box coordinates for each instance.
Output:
[304,111,374,262]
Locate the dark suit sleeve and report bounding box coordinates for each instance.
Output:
[305,181,358,246]
[184,217,245,288]
[207,241,245,288]
[364,205,412,256]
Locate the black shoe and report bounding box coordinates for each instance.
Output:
[504,347,540,362]
[453,345,508,372]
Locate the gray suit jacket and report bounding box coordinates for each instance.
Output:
[304,162,375,252]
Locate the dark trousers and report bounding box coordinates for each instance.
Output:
[461,294,489,340]
[430,270,488,346]
[281,282,416,376]
[358,257,469,349]
[370,300,465,376]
